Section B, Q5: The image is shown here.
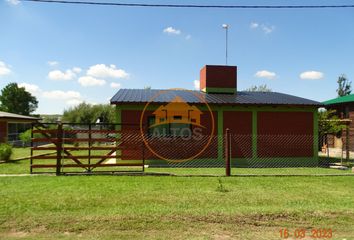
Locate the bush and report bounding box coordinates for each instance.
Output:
[19,129,32,144]
[20,127,54,144]
[63,102,116,123]
[0,144,13,161]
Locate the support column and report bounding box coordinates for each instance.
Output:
[345,106,350,161]
[252,110,257,159]
[217,109,224,160]
[225,128,231,176]
[313,109,319,161]
[115,106,122,161]
[115,106,122,131]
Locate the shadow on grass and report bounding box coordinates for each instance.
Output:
[319,157,354,167]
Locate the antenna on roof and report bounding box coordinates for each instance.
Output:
[222,24,229,65]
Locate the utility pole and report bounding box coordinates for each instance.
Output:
[222,24,229,65]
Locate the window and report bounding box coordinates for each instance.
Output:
[147,116,169,136]
[147,116,156,136]
[147,116,191,137]
[7,123,31,142]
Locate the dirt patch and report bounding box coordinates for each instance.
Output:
[158,212,308,227]
[4,231,28,238]
[1,211,352,239]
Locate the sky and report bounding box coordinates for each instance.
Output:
[0,0,354,114]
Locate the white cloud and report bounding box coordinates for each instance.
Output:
[72,67,82,73]
[300,71,324,80]
[250,22,259,29]
[6,0,20,5]
[110,82,121,89]
[18,83,41,96]
[78,76,106,87]
[250,22,275,34]
[262,25,275,34]
[255,70,277,79]
[48,69,76,81]
[42,90,82,100]
[0,61,11,76]
[44,90,81,100]
[185,35,192,40]
[42,90,84,106]
[66,99,84,106]
[19,83,87,106]
[163,27,181,35]
[48,61,59,67]
[87,64,129,79]
[194,80,200,90]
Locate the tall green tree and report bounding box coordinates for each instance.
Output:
[40,114,62,123]
[0,83,38,115]
[318,109,347,150]
[318,109,345,137]
[244,84,272,92]
[337,74,351,97]
[62,103,115,123]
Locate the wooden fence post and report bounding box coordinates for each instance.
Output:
[88,123,92,172]
[225,128,231,176]
[30,123,34,174]
[56,122,63,176]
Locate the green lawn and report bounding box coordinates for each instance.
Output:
[1,158,354,176]
[10,147,56,161]
[3,147,353,176]
[0,175,353,239]
[10,147,31,160]
[146,166,354,175]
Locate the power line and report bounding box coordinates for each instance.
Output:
[20,0,354,9]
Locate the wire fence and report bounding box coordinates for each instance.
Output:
[30,123,354,176]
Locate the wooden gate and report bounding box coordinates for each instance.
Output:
[30,123,145,174]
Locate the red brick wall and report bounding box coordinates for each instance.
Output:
[200,65,237,90]
[120,110,150,160]
[120,109,218,160]
[257,112,314,158]
[0,121,7,143]
[198,111,218,158]
[327,104,354,151]
[223,111,252,158]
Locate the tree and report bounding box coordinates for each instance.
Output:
[318,109,345,137]
[92,104,116,123]
[0,83,38,115]
[62,103,116,123]
[336,74,351,97]
[244,84,272,92]
[40,114,62,123]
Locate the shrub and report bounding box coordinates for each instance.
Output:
[216,178,229,193]
[0,144,13,161]
[20,127,54,144]
[19,129,32,144]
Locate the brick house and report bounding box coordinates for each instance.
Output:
[110,65,321,166]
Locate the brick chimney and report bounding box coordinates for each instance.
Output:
[200,65,237,94]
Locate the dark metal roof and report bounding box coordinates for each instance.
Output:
[110,89,322,107]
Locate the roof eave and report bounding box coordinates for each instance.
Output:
[0,117,41,121]
[111,101,322,108]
